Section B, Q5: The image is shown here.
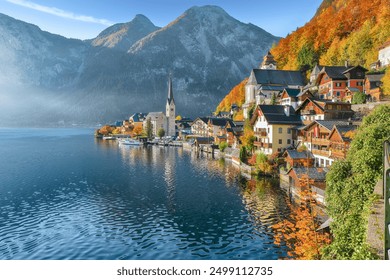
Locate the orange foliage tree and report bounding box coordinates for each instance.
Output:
[271,0,390,70]
[272,175,331,259]
[216,78,248,120]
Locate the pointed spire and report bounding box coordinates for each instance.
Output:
[167,74,174,104]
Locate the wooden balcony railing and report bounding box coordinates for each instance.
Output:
[311,138,330,146]
[255,131,268,137]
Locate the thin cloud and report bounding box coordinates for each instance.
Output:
[6,0,114,26]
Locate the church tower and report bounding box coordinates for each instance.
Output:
[165,76,176,136]
[260,51,277,70]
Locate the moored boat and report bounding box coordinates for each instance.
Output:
[118,138,142,146]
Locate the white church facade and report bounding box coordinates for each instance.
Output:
[143,77,176,137]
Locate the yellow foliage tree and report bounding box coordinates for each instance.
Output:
[382,69,390,96]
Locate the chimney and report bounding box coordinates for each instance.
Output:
[345,60,349,68]
[284,105,290,117]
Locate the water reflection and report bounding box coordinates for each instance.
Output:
[0,129,288,259]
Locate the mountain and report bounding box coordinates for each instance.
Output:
[0,6,279,126]
[91,14,160,51]
[271,0,390,70]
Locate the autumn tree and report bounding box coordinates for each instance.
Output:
[382,69,390,95]
[240,120,255,152]
[272,176,331,259]
[133,126,143,136]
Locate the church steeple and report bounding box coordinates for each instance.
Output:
[167,76,175,105]
[260,51,277,70]
[166,75,176,137]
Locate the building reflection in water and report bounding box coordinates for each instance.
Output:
[239,178,290,234]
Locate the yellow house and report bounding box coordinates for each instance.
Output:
[251,105,302,155]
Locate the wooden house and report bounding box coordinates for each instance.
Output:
[364,73,385,102]
[316,65,367,101]
[296,98,354,124]
[283,150,315,168]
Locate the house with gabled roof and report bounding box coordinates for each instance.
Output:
[297,120,352,167]
[191,117,210,137]
[283,149,314,168]
[295,97,354,124]
[316,65,367,101]
[251,105,302,155]
[279,88,301,109]
[328,124,357,161]
[364,73,385,102]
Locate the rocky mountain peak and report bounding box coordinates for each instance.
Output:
[91,14,159,51]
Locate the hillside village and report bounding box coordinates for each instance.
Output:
[97,38,389,207]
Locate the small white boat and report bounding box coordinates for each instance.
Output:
[103,136,116,140]
[118,138,142,146]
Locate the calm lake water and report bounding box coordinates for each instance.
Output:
[0,128,289,260]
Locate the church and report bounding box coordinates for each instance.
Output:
[243,51,306,119]
[143,76,176,137]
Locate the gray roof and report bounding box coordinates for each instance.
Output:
[249,69,305,86]
[167,76,174,104]
[259,105,302,125]
[321,66,349,80]
[347,87,360,92]
[130,112,147,122]
[283,88,301,97]
[334,125,357,141]
[315,120,350,131]
[209,117,233,127]
[285,150,314,159]
[366,73,385,82]
[291,167,328,181]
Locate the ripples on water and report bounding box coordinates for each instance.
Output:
[0,128,288,259]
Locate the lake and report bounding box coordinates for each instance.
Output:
[0,128,289,260]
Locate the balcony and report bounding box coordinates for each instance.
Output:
[301,109,315,115]
[253,141,272,148]
[254,130,268,137]
[311,138,330,146]
[312,149,330,157]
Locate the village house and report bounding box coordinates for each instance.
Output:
[364,73,385,102]
[316,64,367,101]
[207,118,234,142]
[295,97,354,124]
[283,149,315,168]
[251,105,302,155]
[243,52,306,119]
[190,117,210,136]
[279,88,301,109]
[297,120,357,167]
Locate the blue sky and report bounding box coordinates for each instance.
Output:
[0,0,323,39]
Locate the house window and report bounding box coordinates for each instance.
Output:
[337,105,341,110]
[278,127,282,134]
[287,139,291,145]
[336,92,340,96]
[336,82,341,87]
[279,139,282,144]
[287,128,291,134]
[328,105,333,110]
